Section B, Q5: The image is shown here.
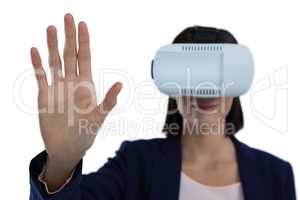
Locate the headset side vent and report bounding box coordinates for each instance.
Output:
[179,88,221,96]
[181,45,223,52]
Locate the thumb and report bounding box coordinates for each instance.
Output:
[96,81,123,119]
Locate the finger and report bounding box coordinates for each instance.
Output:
[96,82,123,120]
[30,47,48,91]
[47,25,63,84]
[63,13,78,78]
[78,21,91,79]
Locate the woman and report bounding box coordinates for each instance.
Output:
[29,13,296,200]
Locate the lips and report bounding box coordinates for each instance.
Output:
[193,99,218,110]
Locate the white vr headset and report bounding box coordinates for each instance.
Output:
[151,43,254,97]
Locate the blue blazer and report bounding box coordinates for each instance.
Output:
[29,134,296,200]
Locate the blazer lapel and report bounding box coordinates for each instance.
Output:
[148,134,182,200]
[149,134,266,200]
[230,135,266,200]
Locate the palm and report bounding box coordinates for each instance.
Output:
[30,14,122,161]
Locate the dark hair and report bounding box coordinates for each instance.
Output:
[162,26,244,136]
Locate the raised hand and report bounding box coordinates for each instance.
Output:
[30,13,122,190]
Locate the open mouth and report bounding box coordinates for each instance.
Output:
[192,98,219,111]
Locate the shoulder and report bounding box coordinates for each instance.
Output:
[236,138,296,197]
[113,137,168,175]
[118,137,166,154]
[241,140,291,167]
[238,140,294,181]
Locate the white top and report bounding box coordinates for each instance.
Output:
[179,172,244,200]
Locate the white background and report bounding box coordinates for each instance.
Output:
[0,0,299,198]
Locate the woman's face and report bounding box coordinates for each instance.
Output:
[173,96,234,122]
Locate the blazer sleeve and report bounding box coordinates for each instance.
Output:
[29,140,131,200]
[284,161,297,200]
[37,162,76,195]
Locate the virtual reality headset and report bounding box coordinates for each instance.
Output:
[151,43,254,97]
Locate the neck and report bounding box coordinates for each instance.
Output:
[181,117,235,162]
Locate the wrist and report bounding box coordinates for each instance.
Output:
[46,151,84,171]
[41,154,81,192]
[47,148,85,164]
